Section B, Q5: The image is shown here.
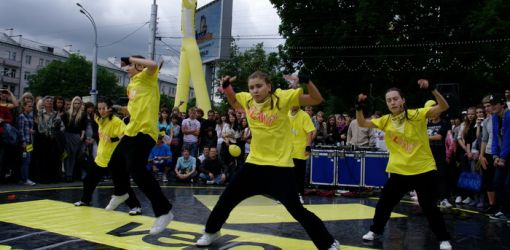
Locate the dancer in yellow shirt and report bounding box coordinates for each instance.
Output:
[356,79,452,250]
[74,98,142,215]
[106,56,173,235]
[289,106,316,203]
[196,71,339,250]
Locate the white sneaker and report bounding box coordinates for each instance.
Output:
[206,180,214,185]
[362,231,380,241]
[439,240,452,250]
[128,207,142,216]
[299,194,304,204]
[73,201,90,206]
[440,199,453,208]
[327,239,340,250]
[149,211,174,235]
[162,175,168,183]
[455,196,462,204]
[105,193,129,211]
[196,231,221,246]
[24,180,36,186]
[462,197,472,204]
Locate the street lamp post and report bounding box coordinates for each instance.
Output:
[76,3,98,104]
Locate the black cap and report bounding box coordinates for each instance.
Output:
[489,93,506,105]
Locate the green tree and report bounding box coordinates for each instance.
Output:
[270,0,510,114]
[160,94,175,110]
[28,54,125,99]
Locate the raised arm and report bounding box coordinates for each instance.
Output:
[417,79,449,118]
[284,73,324,106]
[121,56,158,76]
[355,94,377,128]
[219,76,243,110]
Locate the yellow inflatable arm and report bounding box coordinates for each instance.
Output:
[174,0,211,116]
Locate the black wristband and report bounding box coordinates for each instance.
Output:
[110,137,119,142]
[120,57,130,66]
[428,81,436,91]
[222,78,231,89]
[355,95,365,111]
[298,72,310,84]
[355,103,364,111]
[305,146,312,152]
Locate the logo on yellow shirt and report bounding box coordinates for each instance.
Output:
[128,89,137,100]
[387,131,419,153]
[247,107,278,126]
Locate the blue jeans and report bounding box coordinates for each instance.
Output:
[183,142,198,158]
[199,172,223,184]
[20,152,31,182]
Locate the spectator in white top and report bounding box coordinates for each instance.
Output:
[182,107,201,157]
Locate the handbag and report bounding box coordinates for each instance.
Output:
[457,171,482,192]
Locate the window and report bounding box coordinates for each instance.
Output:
[25,55,32,64]
[24,71,30,80]
[45,59,50,65]
[11,52,16,60]
[9,69,16,78]
[38,58,44,66]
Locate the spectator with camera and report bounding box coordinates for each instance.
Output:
[0,89,18,182]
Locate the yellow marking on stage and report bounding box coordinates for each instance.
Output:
[0,200,370,250]
[195,195,406,224]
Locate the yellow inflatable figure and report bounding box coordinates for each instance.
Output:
[174,0,211,116]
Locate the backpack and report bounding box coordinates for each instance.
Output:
[1,123,20,146]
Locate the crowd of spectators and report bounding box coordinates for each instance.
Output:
[1,88,509,221]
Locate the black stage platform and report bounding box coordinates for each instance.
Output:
[0,182,508,249]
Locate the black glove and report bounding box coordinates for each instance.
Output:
[222,78,232,89]
[355,95,366,111]
[298,72,310,84]
[420,79,436,91]
[120,57,130,67]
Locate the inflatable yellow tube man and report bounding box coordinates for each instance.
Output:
[174,0,211,115]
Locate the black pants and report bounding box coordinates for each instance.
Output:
[370,170,450,241]
[434,156,452,200]
[109,133,172,216]
[482,154,496,192]
[80,164,141,208]
[293,158,306,195]
[204,163,335,250]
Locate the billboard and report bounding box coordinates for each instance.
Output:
[195,0,232,63]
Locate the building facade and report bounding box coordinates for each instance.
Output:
[0,32,186,100]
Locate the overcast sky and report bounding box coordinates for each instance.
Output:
[0,0,283,74]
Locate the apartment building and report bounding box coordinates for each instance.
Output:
[0,32,185,99]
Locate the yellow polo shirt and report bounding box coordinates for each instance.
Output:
[370,107,436,175]
[236,88,302,167]
[125,68,160,142]
[289,109,316,160]
[95,116,126,168]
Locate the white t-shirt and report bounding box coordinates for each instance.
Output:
[182,118,200,143]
